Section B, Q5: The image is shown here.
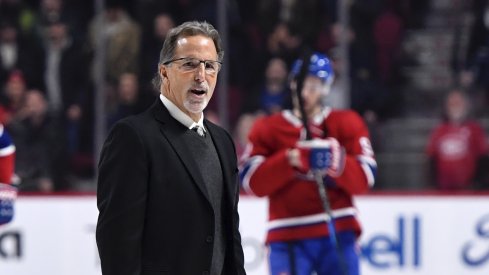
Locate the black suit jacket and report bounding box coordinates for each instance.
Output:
[96,99,246,275]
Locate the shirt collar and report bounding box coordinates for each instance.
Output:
[159,94,206,131]
[281,107,332,127]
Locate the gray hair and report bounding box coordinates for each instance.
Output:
[151,21,224,91]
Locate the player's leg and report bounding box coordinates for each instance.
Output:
[269,241,315,275]
[315,231,360,275]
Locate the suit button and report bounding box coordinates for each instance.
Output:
[202,271,209,275]
[206,236,213,243]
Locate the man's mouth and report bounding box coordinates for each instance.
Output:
[190,88,206,95]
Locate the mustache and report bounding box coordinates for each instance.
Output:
[190,84,209,91]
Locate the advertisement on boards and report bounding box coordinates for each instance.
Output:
[0,195,489,275]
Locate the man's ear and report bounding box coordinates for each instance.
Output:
[159,64,167,79]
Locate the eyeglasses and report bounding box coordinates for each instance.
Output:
[163,57,222,75]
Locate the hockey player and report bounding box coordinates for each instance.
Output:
[239,53,377,275]
[0,123,16,226]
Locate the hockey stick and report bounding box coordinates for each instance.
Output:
[294,50,349,275]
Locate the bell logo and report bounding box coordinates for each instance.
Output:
[360,216,421,268]
[462,214,489,267]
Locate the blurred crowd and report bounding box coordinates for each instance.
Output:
[0,0,488,191]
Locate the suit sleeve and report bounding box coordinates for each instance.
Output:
[232,175,247,274]
[96,120,148,275]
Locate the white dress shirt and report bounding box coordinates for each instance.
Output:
[159,94,206,134]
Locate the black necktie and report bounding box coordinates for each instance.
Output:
[192,125,205,137]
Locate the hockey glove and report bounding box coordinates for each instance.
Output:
[296,137,345,177]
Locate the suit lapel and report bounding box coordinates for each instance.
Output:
[152,100,211,202]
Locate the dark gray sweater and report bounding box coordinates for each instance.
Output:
[185,129,225,275]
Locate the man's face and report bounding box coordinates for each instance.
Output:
[154,14,174,39]
[25,90,48,117]
[118,73,138,103]
[47,23,67,45]
[160,35,219,121]
[446,92,467,122]
[266,58,287,85]
[293,75,324,115]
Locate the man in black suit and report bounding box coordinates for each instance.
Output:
[96,21,246,275]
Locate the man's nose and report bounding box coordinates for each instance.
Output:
[194,64,206,81]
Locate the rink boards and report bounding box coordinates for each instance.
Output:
[1,193,488,275]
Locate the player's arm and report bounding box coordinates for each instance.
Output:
[0,124,15,184]
[239,119,298,197]
[96,120,148,275]
[327,111,377,195]
[0,124,16,226]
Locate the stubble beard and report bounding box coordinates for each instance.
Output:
[184,98,208,114]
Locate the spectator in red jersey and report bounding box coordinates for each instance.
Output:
[427,89,489,190]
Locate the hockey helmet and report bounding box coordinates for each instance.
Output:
[290,53,334,86]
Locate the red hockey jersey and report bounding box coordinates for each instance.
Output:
[426,121,488,189]
[0,123,15,184]
[0,123,16,226]
[239,108,376,243]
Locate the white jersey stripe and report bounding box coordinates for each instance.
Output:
[360,162,375,187]
[241,155,265,196]
[357,155,376,166]
[267,207,357,230]
[357,155,376,187]
[0,145,15,157]
[281,108,332,128]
